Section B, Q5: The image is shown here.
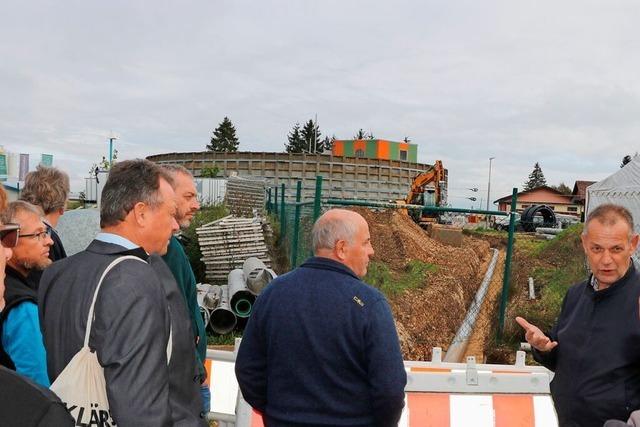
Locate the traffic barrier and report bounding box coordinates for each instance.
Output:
[205,346,558,427]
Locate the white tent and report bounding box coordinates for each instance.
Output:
[586,155,640,260]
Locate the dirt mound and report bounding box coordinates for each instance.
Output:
[353,208,491,360]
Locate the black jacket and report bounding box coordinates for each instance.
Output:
[533,263,640,427]
[0,366,73,426]
[0,267,38,370]
[39,239,206,427]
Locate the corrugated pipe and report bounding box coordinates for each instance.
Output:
[444,248,499,362]
[210,285,237,335]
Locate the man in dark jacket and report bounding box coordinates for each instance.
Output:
[235,209,407,427]
[39,159,206,427]
[517,204,640,427]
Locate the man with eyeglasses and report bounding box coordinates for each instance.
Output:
[0,201,53,387]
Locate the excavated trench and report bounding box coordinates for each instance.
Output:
[350,208,492,361]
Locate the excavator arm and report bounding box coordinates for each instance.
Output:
[405,160,444,206]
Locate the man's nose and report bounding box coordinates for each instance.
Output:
[171,216,179,232]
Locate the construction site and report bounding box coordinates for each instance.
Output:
[142,147,599,427]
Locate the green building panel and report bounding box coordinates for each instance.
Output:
[366,140,377,158]
[389,141,399,161]
[409,144,418,162]
[343,140,354,157]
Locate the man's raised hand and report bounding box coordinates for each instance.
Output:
[515,316,558,353]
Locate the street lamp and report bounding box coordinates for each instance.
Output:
[486,157,495,227]
[108,134,118,167]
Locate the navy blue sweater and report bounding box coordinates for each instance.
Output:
[533,263,640,427]
[235,257,406,427]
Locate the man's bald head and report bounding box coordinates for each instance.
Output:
[312,209,374,277]
[312,209,363,252]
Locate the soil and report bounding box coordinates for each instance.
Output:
[350,208,492,361]
[464,250,505,362]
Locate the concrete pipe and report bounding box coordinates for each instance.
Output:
[228,269,256,318]
[209,285,237,335]
[242,257,277,295]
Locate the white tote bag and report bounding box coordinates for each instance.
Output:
[50,255,147,426]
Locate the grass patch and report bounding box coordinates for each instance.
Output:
[365,260,437,297]
[500,224,587,347]
[207,330,243,346]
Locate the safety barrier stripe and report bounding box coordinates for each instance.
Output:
[243,393,557,427]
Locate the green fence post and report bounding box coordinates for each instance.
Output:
[267,188,272,213]
[497,188,518,341]
[291,180,302,268]
[274,187,279,215]
[280,183,286,238]
[313,175,323,222]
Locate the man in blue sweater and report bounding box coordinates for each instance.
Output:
[236,208,406,427]
[517,204,640,427]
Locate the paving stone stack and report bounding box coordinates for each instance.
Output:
[224,176,266,217]
[196,215,272,282]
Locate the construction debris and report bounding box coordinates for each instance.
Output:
[196,215,272,282]
[224,176,267,217]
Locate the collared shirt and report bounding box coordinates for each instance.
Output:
[590,275,599,291]
[95,232,139,250]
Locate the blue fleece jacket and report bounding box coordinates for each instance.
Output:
[235,257,406,427]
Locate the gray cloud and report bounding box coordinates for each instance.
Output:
[1,0,639,206]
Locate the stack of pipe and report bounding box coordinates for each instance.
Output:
[196,257,277,334]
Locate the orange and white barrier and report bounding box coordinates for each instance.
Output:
[205,346,558,427]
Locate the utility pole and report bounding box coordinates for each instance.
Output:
[486,157,495,228]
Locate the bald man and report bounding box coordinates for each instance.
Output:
[236,209,406,427]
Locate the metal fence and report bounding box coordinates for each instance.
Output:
[266,177,323,269]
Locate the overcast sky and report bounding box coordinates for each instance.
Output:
[2,0,639,207]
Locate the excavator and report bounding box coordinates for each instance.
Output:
[399,160,446,227]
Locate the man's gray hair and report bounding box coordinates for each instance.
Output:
[312,211,358,252]
[583,203,635,237]
[1,200,44,224]
[162,164,194,179]
[100,159,174,228]
[20,165,70,215]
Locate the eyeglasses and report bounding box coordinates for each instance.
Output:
[0,223,20,248]
[19,228,52,242]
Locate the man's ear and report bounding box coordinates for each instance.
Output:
[335,239,347,261]
[630,233,640,252]
[131,202,148,227]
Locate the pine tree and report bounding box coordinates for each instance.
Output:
[551,182,572,194]
[285,123,306,153]
[524,162,547,191]
[207,117,239,152]
[300,119,323,153]
[322,135,336,152]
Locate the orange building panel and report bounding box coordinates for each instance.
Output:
[377,140,390,159]
[333,140,344,156]
[353,140,366,155]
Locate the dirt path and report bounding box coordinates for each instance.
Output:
[464,249,505,362]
